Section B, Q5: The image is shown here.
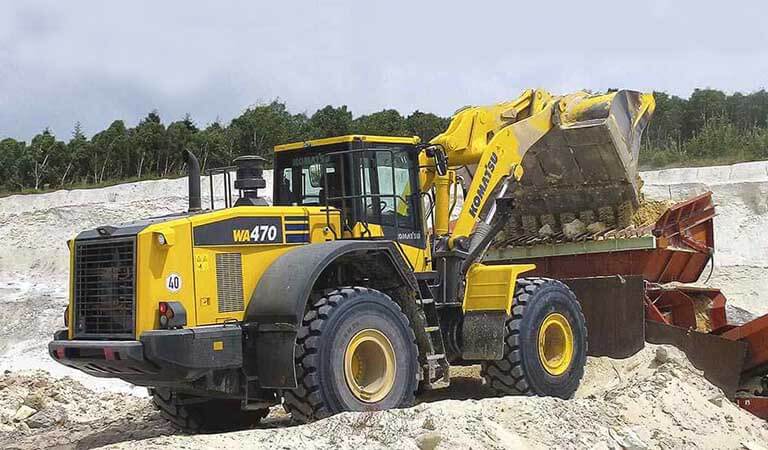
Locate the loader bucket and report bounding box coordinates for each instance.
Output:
[510,90,655,226]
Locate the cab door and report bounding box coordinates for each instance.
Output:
[356,147,430,272]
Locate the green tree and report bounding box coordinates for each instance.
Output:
[0,138,27,190]
[646,92,686,151]
[228,101,308,162]
[745,127,768,159]
[309,105,353,138]
[25,129,67,190]
[728,90,768,130]
[88,120,129,183]
[682,89,727,139]
[130,110,168,178]
[404,111,450,142]
[166,115,199,175]
[683,117,746,159]
[194,120,235,171]
[352,109,407,136]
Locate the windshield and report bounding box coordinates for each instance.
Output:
[275,152,340,207]
[274,144,424,246]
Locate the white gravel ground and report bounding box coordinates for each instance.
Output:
[2,345,767,449]
[0,161,766,449]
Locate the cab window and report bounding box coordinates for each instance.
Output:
[359,149,416,231]
[276,154,341,206]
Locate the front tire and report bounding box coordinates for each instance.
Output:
[283,287,419,423]
[481,277,587,399]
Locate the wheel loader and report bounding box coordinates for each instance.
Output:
[49,89,655,431]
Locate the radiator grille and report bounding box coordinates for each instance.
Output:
[216,253,244,312]
[73,238,136,338]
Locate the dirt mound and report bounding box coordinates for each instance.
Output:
[0,371,168,449]
[106,345,768,449]
[1,345,759,450]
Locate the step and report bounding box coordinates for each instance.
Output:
[424,326,440,333]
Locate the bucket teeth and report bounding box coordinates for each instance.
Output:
[500,202,638,245]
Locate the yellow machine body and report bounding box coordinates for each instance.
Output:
[462,263,537,314]
[51,89,655,414]
[67,206,344,338]
[63,85,656,340]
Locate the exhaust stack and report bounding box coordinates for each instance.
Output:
[184,150,202,212]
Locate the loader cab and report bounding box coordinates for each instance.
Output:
[273,135,426,249]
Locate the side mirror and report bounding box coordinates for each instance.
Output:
[426,145,448,176]
[308,164,323,187]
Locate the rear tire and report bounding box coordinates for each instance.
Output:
[151,388,268,433]
[481,277,587,399]
[283,287,419,423]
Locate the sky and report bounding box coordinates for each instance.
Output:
[1,0,767,141]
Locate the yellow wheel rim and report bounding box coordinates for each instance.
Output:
[343,329,396,403]
[537,313,574,376]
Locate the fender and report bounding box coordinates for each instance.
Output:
[242,240,419,388]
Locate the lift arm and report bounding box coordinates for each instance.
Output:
[421,89,655,251]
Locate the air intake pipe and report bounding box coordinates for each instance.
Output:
[233,155,268,206]
[184,150,202,212]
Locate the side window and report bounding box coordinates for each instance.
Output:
[361,150,415,229]
[370,150,415,230]
[277,153,341,206]
[360,158,375,214]
[301,165,322,203]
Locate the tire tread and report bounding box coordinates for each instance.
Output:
[480,277,587,398]
[151,388,268,433]
[283,286,418,423]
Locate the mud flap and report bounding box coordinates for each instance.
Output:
[461,311,506,360]
[564,275,646,359]
[243,323,297,389]
[645,320,747,398]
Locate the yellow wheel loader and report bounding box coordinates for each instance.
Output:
[49,89,654,431]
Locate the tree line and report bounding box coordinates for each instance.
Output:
[1,88,767,194]
[0,103,449,193]
[644,89,768,167]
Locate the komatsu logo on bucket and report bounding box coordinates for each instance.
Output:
[469,152,498,217]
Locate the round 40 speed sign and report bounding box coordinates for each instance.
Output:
[166,273,182,293]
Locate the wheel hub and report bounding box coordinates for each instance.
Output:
[343,329,396,403]
[538,313,574,376]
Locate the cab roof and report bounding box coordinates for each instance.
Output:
[274,134,421,152]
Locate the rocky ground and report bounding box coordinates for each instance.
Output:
[1,345,767,449]
[0,161,766,449]
[0,370,166,449]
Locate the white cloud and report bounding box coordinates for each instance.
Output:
[1,0,767,140]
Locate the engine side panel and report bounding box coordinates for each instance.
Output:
[186,207,342,327]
